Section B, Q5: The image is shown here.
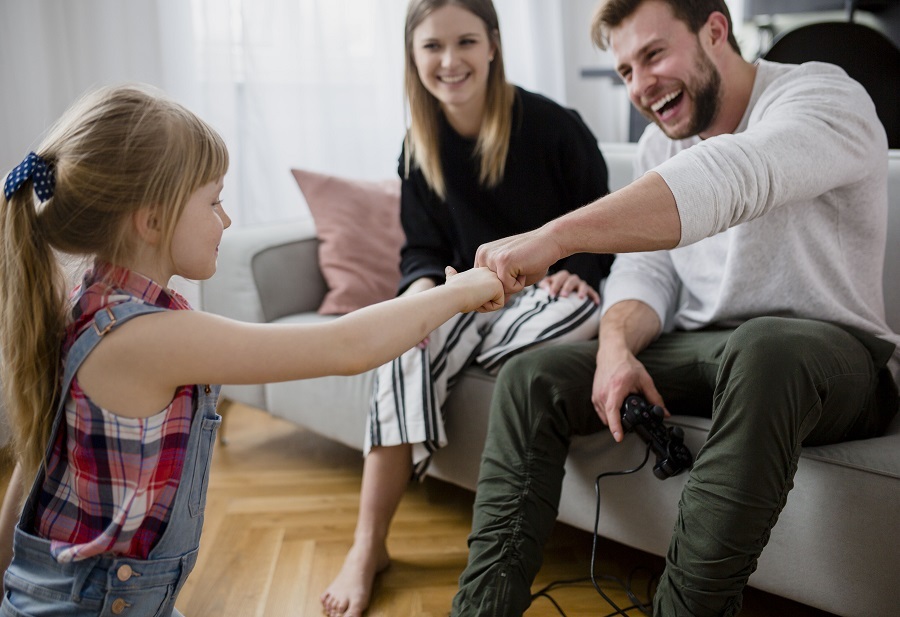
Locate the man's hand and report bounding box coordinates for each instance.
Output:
[592,348,666,442]
[538,270,600,304]
[474,226,564,299]
[592,300,666,442]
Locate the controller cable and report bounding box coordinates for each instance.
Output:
[530,443,659,617]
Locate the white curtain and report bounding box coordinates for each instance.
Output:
[190,0,570,226]
[0,0,195,173]
[2,0,748,228]
[0,0,571,303]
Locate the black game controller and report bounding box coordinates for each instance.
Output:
[620,394,694,480]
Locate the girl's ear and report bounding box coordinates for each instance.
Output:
[133,206,163,246]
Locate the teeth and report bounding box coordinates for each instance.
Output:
[441,74,467,84]
[651,89,681,112]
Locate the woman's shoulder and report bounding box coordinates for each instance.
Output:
[513,86,597,140]
[514,86,566,115]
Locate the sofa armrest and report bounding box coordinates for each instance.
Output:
[200,220,327,323]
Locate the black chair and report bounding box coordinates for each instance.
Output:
[761,20,900,148]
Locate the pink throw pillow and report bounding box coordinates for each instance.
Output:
[291,169,403,315]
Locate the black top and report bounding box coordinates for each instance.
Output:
[397,86,614,293]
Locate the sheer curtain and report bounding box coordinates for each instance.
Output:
[0,0,198,300]
[0,0,195,173]
[2,0,746,227]
[189,0,570,226]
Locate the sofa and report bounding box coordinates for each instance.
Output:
[200,142,900,617]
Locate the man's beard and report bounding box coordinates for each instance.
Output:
[643,45,722,140]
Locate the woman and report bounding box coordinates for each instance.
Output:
[321,2,614,615]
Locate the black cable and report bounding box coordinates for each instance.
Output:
[589,444,654,616]
[531,444,658,617]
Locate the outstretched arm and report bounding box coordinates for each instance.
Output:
[476,172,681,296]
[0,462,24,595]
[75,266,505,418]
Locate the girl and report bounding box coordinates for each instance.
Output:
[0,83,503,616]
[322,1,614,615]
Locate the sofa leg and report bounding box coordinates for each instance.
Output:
[217,397,235,446]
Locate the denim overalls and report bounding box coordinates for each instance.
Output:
[2,302,222,617]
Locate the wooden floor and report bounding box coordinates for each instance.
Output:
[0,403,838,616]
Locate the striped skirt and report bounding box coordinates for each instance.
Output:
[365,286,600,476]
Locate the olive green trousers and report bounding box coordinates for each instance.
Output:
[451,317,897,617]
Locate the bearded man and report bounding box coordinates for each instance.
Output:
[451,1,899,615]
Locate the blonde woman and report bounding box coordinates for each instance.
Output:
[321,1,614,616]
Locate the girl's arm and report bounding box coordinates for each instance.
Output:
[76,267,503,417]
[0,462,24,594]
[400,277,437,296]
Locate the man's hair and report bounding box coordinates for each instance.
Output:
[591,0,741,54]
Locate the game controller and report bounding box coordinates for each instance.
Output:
[620,394,694,480]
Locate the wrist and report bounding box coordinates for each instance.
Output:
[541,219,571,264]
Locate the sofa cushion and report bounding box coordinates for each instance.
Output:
[292,169,403,315]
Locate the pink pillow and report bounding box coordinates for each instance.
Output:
[291,169,403,315]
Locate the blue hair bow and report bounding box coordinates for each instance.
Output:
[4,152,56,202]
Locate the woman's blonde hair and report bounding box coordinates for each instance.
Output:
[403,0,515,199]
[0,83,228,485]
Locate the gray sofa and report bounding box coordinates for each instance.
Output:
[200,143,900,617]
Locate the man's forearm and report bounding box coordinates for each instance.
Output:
[599,300,662,358]
[549,171,681,257]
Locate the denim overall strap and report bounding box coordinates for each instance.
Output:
[4,301,221,617]
[17,301,167,530]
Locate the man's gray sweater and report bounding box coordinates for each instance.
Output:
[602,60,899,383]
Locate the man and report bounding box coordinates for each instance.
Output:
[451,1,900,615]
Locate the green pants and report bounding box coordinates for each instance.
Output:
[451,317,897,617]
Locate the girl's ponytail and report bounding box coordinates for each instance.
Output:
[0,160,68,487]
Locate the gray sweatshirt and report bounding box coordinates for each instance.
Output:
[601,60,899,383]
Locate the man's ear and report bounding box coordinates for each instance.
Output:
[704,11,730,52]
[133,206,163,246]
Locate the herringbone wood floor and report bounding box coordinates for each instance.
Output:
[0,403,837,616]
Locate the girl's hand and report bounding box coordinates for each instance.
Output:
[444,266,504,313]
[539,270,600,304]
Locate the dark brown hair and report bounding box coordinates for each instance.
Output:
[591,0,741,54]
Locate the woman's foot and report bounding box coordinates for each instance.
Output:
[320,541,390,617]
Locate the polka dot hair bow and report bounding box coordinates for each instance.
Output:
[3,152,56,202]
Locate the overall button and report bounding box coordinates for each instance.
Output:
[116,564,133,581]
[111,598,130,614]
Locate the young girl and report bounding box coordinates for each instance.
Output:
[322,1,614,616]
[0,83,503,616]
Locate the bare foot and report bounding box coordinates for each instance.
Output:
[320,541,390,617]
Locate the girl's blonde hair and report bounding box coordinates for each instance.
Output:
[403,0,515,199]
[0,83,228,485]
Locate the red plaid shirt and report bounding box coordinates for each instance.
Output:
[35,262,195,562]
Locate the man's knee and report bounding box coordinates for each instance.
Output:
[491,341,599,438]
[722,316,840,379]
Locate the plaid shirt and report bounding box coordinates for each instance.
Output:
[35,262,195,563]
